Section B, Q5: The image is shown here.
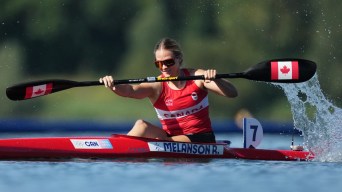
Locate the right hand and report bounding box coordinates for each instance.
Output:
[99,75,114,89]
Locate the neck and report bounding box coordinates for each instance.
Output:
[178,68,183,76]
[167,69,185,89]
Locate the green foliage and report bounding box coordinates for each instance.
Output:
[0,0,340,121]
[0,40,26,117]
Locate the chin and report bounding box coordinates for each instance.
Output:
[161,71,171,77]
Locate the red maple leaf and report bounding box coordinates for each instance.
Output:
[280,65,290,74]
[34,89,44,95]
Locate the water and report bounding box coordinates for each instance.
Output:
[275,74,342,162]
[0,160,341,192]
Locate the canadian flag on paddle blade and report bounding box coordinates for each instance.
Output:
[25,83,53,99]
[271,61,299,80]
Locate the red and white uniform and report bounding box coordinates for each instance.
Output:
[153,69,213,136]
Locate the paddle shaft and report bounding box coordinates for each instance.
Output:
[93,73,244,86]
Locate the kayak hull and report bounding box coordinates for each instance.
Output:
[0,134,313,161]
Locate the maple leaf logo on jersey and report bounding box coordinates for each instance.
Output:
[280,65,290,74]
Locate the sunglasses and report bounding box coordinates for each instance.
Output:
[154,58,176,69]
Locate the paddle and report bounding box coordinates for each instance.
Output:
[6,58,316,101]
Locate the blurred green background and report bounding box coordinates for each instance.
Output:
[0,0,341,123]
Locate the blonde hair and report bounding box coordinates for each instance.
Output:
[154,38,183,64]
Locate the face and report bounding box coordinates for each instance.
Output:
[154,49,181,77]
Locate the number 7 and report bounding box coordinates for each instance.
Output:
[250,125,258,141]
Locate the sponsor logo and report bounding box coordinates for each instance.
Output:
[70,139,113,149]
[157,77,179,81]
[147,77,156,82]
[191,92,198,101]
[148,142,224,155]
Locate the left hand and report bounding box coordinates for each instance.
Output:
[203,69,217,83]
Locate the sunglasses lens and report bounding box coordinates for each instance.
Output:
[164,59,175,67]
[155,61,162,69]
[155,59,175,69]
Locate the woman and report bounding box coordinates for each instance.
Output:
[100,38,237,143]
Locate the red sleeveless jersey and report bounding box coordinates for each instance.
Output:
[153,69,213,136]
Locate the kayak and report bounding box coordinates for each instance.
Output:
[0,118,314,161]
[0,134,313,161]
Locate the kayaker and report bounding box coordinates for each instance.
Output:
[100,38,238,143]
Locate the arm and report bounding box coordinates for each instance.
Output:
[194,69,238,98]
[99,75,159,99]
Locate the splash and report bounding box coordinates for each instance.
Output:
[275,74,342,162]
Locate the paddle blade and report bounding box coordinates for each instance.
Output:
[6,79,79,101]
[243,59,317,83]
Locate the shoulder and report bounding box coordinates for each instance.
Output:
[184,68,206,88]
[184,68,205,76]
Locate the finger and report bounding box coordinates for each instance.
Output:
[104,76,114,88]
[204,70,212,81]
[210,69,217,79]
[205,69,217,83]
[102,76,110,88]
[208,69,216,79]
[204,70,211,83]
[109,76,114,87]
